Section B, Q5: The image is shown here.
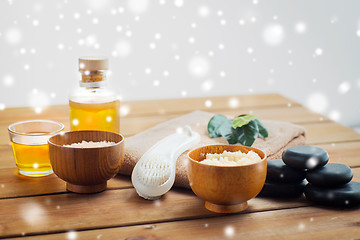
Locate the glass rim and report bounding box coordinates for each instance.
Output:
[8,119,65,136]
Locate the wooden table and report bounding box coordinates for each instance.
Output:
[0,94,359,239]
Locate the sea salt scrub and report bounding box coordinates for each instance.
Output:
[201,150,262,166]
[63,140,116,148]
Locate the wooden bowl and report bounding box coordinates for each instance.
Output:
[188,144,267,213]
[48,131,124,193]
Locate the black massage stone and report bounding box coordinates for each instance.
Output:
[282,145,329,170]
[259,180,306,198]
[266,159,306,183]
[304,181,360,208]
[306,163,353,187]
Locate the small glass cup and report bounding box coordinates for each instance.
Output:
[8,120,64,177]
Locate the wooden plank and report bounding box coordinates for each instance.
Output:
[0,94,296,124]
[0,145,359,199]
[121,94,299,116]
[317,141,360,167]
[119,105,329,138]
[3,119,355,148]
[0,98,304,145]
[11,206,360,240]
[0,170,132,199]
[0,188,310,238]
[302,122,360,145]
[0,157,358,200]
[1,168,360,237]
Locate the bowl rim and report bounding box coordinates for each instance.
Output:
[48,130,124,149]
[187,144,267,168]
[8,119,64,136]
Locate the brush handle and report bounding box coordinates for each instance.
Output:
[131,126,200,200]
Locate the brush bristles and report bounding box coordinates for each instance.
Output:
[137,154,171,186]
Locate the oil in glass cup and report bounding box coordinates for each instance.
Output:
[8,120,64,177]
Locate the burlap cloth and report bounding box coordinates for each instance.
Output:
[119,111,306,188]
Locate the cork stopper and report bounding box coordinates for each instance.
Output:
[79,56,109,71]
[79,56,108,83]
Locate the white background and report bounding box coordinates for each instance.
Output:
[0,0,359,129]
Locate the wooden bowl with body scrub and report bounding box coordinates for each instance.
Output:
[188,144,267,213]
[48,130,124,193]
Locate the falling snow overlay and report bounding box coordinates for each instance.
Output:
[0,0,359,129]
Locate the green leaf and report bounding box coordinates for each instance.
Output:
[253,119,269,138]
[208,114,232,138]
[236,120,259,146]
[207,113,268,146]
[232,114,257,129]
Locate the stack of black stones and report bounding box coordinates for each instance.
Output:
[259,145,360,208]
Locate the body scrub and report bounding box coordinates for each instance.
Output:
[63,140,115,148]
[201,150,261,166]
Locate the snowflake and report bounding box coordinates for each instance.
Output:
[188,56,210,78]
[145,68,152,74]
[120,105,130,116]
[5,28,22,45]
[32,19,39,26]
[174,0,184,7]
[125,30,132,37]
[153,80,160,86]
[3,75,15,87]
[315,48,323,56]
[306,157,319,169]
[149,42,156,49]
[127,0,149,14]
[67,231,77,240]
[338,81,351,94]
[263,24,284,46]
[58,43,65,50]
[201,80,213,92]
[298,223,305,231]
[188,37,195,44]
[154,33,162,40]
[306,92,328,113]
[21,202,47,226]
[247,47,253,54]
[224,225,235,237]
[295,22,307,34]
[72,119,79,126]
[228,98,239,108]
[239,19,245,25]
[163,71,169,77]
[198,6,210,17]
[205,100,212,108]
[329,110,341,121]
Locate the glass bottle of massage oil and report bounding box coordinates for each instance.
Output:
[69,56,120,133]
